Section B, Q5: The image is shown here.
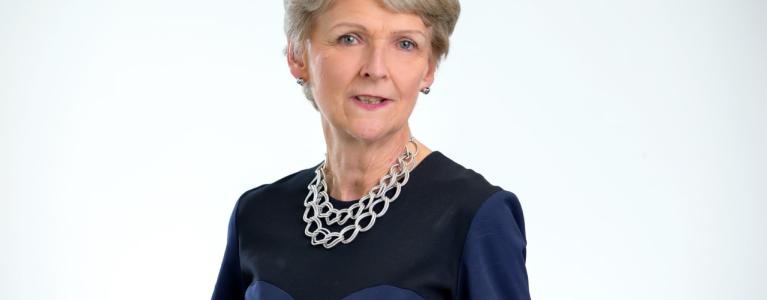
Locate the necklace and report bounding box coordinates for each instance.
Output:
[303,137,419,249]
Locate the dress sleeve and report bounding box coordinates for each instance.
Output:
[212,198,246,300]
[455,190,531,300]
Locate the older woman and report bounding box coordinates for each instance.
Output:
[212,0,529,299]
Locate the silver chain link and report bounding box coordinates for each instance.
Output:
[302,137,419,249]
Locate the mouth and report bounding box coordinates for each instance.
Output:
[354,95,390,104]
[351,95,392,110]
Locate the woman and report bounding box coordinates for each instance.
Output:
[213,0,530,299]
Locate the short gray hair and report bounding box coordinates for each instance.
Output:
[283,0,461,109]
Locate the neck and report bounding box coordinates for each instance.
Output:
[321,123,431,201]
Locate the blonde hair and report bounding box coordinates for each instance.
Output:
[283,0,461,109]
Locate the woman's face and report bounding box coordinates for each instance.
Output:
[290,0,435,142]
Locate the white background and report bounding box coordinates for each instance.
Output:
[2,0,765,299]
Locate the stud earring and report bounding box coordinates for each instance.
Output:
[296,77,306,86]
[420,87,431,95]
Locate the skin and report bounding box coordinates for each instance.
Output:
[287,0,436,201]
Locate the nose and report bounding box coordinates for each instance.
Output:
[360,42,388,80]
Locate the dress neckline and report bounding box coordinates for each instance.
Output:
[325,150,443,208]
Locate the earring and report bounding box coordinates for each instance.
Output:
[420,87,431,95]
[296,77,306,86]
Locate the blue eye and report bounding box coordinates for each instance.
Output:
[339,34,359,45]
[398,40,416,50]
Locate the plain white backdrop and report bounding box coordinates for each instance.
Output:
[2,0,765,299]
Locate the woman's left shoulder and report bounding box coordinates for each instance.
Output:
[423,152,502,195]
[468,189,526,235]
[420,151,522,217]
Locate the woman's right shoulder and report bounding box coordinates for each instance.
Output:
[234,164,319,212]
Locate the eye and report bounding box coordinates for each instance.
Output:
[398,39,416,50]
[338,34,359,45]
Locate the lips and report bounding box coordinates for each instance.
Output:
[351,94,392,110]
[355,95,387,104]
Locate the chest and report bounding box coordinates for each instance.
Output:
[237,196,469,300]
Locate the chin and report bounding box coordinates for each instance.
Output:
[346,121,398,143]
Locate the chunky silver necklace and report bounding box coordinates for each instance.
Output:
[303,137,419,249]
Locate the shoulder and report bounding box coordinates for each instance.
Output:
[429,152,526,244]
[234,163,319,217]
[417,151,506,217]
[467,190,527,242]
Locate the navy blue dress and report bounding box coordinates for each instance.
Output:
[212,151,530,300]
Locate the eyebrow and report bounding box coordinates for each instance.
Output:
[329,22,427,39]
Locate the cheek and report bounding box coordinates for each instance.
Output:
[389,50,429,79]
[310,52,358,99]
[390,59,428,99]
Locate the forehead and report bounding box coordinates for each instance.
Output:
[313,0,428,33]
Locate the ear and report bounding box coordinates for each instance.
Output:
[420,59,437,90]
[287,40,308,80]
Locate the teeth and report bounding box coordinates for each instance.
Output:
[357,96,384,104]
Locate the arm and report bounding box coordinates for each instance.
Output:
[455,190,531,300]
[212,199,246,300]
